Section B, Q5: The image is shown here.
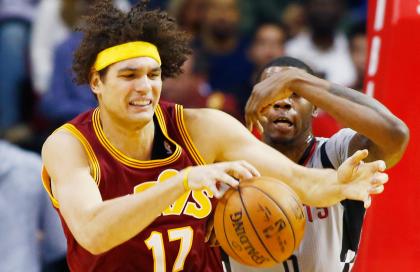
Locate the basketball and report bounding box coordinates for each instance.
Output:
[214,176,306,268]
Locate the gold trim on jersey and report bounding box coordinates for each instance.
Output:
[62,124,101,185]
[174,105,206,166]
[41,166,60,208]
[41,123,102,208]
[92,106,182,168]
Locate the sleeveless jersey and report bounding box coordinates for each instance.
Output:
[42,101,223,272]
[230,129,365,272]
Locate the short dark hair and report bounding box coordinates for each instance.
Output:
[256,56,315,82]
[73,0,191,84]
[348,20,367,42]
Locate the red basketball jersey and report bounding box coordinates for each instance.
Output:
[42,102,223,272]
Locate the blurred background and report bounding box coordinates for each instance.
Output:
[0,0,418,271]
[0,0,368,150]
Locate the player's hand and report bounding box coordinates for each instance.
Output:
[337,149,388,208]
[245,67,298,133]
[182,161,260,199]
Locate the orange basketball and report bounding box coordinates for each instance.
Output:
[214,176,306,268]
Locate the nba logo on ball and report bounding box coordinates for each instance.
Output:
[214,177,306,268]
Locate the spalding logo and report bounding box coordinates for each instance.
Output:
[230,211,267,264]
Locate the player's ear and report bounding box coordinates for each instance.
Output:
[312,106,318,117]
[90,70,102,95]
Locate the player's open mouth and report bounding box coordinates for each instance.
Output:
[273,117,293,127]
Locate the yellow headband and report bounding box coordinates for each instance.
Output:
[93,41,161,71]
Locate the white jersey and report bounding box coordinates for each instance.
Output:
[230,128,365,272]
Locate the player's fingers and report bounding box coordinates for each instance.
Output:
[339,151,367,180]
[205,216,214,243]
[248,114,259,132]
[365,160,387,173]
[239,160,261,178]
[348,149,369,166]
[247,94,268,129]
[364,196,372,209]
[251,116,259,132]
[256,114,267,134]
[245,111,253,131]
[369,185,384,194]
[226,164,253,180]
[218,172,240,188]
[219,161,254,181]
[218,182,231,196]
[377,160,386,171]
[208,181,222,199]
[245,95,257,129]
[255,120,264,134]
[371,172,389,185]
[209,233,220,247]
[246,120,253,132]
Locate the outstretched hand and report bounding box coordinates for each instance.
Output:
[338,149,388,208]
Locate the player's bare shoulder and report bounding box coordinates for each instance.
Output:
[182,108,243,163]
[42,129,91,176]
[183,108,257,163]
[183,108,224,123]
[42,129,83,158]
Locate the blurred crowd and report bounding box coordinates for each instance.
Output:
[0,0,367,270]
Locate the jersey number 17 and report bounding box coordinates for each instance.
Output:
[145,226,193,272]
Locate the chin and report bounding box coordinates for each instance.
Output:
[267,133,293,144]
[126,111,154,124]
[274,137,296,145]
[269,128,295,139]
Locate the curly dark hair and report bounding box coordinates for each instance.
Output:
[73,0,191,84]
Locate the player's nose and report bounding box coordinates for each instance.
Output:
[275,98,292,110]
[133,75,152,93]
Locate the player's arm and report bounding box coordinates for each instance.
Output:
[42,131,256,255]
[184,108,387,208]
[246,67,409,167]
[42,131,187,254]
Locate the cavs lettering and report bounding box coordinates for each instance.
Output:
[134,169,213,219]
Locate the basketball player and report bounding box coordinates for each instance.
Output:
[231,56,409,272]
[41,1,388,271]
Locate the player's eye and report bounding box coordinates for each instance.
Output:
[119,73,135,79]
[148,72,161,79]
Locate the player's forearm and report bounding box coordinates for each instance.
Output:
[76,174,186,254]
[287,165,345,207]
[292,75,409,158]
[241,143,345,207]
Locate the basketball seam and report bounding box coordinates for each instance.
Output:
[238,186,279,264]
[245,185,298,252]
[251,179,304,249]
[222,190,248,265]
